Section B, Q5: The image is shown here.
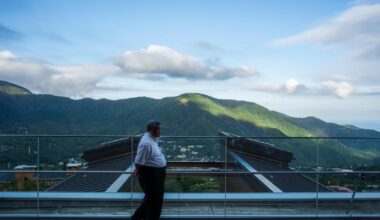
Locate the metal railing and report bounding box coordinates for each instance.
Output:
[0,134,380,219]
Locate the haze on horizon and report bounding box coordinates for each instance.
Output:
[1,0,380,131]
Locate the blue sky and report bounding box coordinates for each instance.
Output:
[1,0,380,130]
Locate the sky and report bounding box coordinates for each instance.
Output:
[1,0,380,130]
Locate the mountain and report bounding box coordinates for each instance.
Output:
[0,81,379,167]
[0,80,32,95]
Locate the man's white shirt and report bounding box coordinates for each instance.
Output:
[134,132,167,168]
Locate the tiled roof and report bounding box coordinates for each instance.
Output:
[241,155,332,192]
[219,131,294,165]
[47,155,132,192]
[82,137,140,164]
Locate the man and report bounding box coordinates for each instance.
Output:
[131,120,167,220]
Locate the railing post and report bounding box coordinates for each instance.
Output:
[224,136,227,217]
[130,136,134,216]
[177,173,181,217]
[37,136,40,217]
[347,173,361,215]
[316,138,320,217]
[176,138,180,217]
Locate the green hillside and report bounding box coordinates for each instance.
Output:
[0,81,379,167]
[177,93,313,137]
[0,80,32,95]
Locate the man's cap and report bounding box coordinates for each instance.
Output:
[146,120,161,131]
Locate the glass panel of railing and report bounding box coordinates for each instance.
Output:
[348,172,380,215]
[159,137,223,216]
[317,172,380,215]
[317,138,380,188]
[0,136,38,215]
[224,136,319,216]
[317,138,380,216]
[37,135,135,216]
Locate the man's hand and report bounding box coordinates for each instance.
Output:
[133,163,141,176]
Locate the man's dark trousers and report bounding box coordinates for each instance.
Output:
[132,165,166,220]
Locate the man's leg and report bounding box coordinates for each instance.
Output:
[131,170,150,220]
[131,195,147,220]
[146,168,166,220]
[143,168,159,220]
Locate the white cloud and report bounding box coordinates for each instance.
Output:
[0,50,15,59]
[115,45,206,79]
[272,3,380,89]
[283,78,301,94]
[115,45,259,80]
[0,46,258,97]
[252,78,307,94]
[252,79,355,98]
[322,81,353,98]
[0,51,119,97]
[273,4,380,47]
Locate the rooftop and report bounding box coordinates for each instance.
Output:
[13,165,37,170]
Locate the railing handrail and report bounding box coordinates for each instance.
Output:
[1,134,380,139]
[1,170,380,174]
[2,192,380,200]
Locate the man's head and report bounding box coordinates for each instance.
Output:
[146,120,161,138]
